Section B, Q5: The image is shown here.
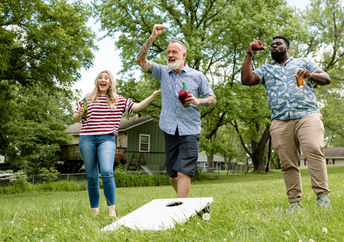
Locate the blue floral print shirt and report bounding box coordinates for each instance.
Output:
[254,57,320,120]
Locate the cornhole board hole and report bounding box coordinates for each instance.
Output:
[102,197,213,231]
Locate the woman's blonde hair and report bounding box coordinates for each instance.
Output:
[87,70,118,109]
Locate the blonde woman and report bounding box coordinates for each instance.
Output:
[73,70,160,216]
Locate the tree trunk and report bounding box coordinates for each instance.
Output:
[250,124,271,172]
[224,157,231,175]
[207,152,214,172]
[232,121,271,172]
[251,146,267,172]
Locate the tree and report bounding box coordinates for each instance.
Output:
[0,0,96,173]
[95,0,308,171]
[201,124,246,174]
[299,0,344,146]
[4,84,74,174]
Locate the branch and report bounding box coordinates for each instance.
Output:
[205,112,226,140]
[163,2,183,29]
[201,106,216,118]
[197,0,216,29]
[231,120,252,157]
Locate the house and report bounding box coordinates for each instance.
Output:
[301,147,344,168]
[197,153,226,171]
[0,155,11,171]
[60,116,165,174]
[324,147,344,166]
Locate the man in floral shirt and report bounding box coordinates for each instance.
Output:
[241,36,331,211]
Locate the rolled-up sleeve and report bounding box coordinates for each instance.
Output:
[199,73,214,97]
[151,62,163,83]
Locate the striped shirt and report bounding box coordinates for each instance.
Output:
[76,95,134,135]
[151,62,214,135]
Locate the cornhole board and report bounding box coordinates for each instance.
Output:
[102,197,213,231]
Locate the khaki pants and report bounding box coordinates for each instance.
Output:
[270,113,330,204]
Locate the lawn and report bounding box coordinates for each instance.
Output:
[1,167,343,241]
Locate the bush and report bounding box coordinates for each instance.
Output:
[36,168,60,183]
[12,171,29,185]
[0,183,33,194]
[192,169,218,181]
[0,180,86,195]
[37,180,87,192]
[114,169,170,187]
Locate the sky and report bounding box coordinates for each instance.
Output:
[74,0,310,97]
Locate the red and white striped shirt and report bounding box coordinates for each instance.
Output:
[76,95,134,135]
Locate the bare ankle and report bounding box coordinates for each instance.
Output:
[108,205,116,217]
[91,207,99,216]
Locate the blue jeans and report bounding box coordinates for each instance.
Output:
[79,134,116,208]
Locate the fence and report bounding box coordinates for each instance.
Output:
[3,163,253,185]
[29,173,87,184]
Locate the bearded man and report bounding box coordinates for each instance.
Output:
[136,24,216,198]
[241,36,331,211]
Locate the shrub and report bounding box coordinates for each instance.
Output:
[37,180,86,192]
[0,180,86,195]
[114,169,170,187]
[37,168,60,182]
[192,170,218,181]
[0,183,32,194]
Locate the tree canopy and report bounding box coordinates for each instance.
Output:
[0,0,96,173]
[95,0,344,172]
[2,0,344,174]
[95,0,308,171]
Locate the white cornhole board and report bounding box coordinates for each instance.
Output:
[102,197,213,231]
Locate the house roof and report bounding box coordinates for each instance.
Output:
[66,116,157,135]
[197,153,225,162]
[119,116,155,131]
[324,147,344,158]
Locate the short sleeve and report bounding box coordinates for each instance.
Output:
[123,98,135,115]
[253,66,264,85]
[305,58,319,73]
[198,73,214,97]
[151,62,163,82]
[75,96,87,112]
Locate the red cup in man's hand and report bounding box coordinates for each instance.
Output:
[178,90,190,106]
[250,40,265,51]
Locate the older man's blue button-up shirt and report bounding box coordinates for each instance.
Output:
[254,57,320,120]
[151,62,214,135]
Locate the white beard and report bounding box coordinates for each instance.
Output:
[167,58,182,70]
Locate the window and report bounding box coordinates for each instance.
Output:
[139,134,150,152]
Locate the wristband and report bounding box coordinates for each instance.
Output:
[246,51,253,56]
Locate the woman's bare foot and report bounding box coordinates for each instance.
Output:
[108,205,116,217]
[91,207,99,216]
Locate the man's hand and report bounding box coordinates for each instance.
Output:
[241,39,261,86]
[248,40,260,55]
[151,24,164,39]
[293,69,330,86]
[185,93,216,107]
[136,24,165,73]
[295,68,312,79]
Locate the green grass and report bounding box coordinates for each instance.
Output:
[1,167,343,241]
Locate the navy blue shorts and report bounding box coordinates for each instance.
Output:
[163,129,200,178]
